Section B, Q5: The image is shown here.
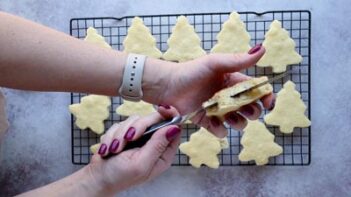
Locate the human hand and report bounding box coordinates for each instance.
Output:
[87,106,181,195]
[143,44,275,137]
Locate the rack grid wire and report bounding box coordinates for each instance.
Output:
[70,10,311,166]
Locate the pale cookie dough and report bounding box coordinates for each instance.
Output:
[69,95,111,134]
[257,20,303,73]
[116,100,156,117]
[90,143,101,154]
[163,16,206,62]
[203,77,273,117]
[211,12,251,53]
[179,127,228,169]
[123,17,162,58]
[239,120,283,165]
[84,27,111,49]
[264,81,311,133]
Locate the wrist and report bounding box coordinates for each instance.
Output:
[141,58,175,104]
[81,165,116,197]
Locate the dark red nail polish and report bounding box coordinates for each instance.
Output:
[124,127,136,141]
[269,99,276,111]
[98,143,107,155]
[166,127,181,142]
[241,105,254,117]
[109,139,120,153]
[248,43,262,54]
[158,104,170,109]
[227,113,238,124]
[210,117,221,127]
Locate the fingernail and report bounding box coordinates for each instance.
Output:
[98,143,107,155]
[227,113,238,124]
[124,127,136,141]
[241,105,254,117]
[210,117,221,127]
[109,139,120,153]
[166,127,181,142]
[269,99,276,111]
[158,104,170,109]
[248,43,262,54]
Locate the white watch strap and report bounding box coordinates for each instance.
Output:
[119,53,146,102]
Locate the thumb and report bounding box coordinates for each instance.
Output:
[138,125,181,167]
[206,44,265,73]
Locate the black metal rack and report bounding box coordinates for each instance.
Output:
[70,10,311,166]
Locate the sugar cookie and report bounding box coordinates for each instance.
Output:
[211,12,250,53]
[179,127,228,169]
[116,100,156,117]
[257,20,302,73]
[239,120,283,165]
[84,27,111,49]
[264,81,311,133]
[69,95,111,134]
[163,16,206,62]
[123,17,162,58]
[90,143,101,154]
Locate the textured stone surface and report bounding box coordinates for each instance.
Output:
[0,0,350,196]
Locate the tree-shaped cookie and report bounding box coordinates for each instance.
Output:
[179,127,228,169]
[69,95,111,134]
[163,16,206,62]
[116,100,156,117]
[239,120,283,165]
[123,17,162,58]
[211,12,251,53]
[257,20,302,73]
[264,81,311,133]
[84,27,111,49]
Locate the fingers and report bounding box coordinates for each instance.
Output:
[99,116,139,156]
[238,103,262,120]
[157,104,180,119]
[111,106,179,154]
[224,112,248,130]
[98,123,120,157]
[206,44,265,73]
[122,112,165,142]
[224,103,262,130]
[147,132,181,180]
[138,125,181,168]
[261,93,275,110]
[208,116,228,138]
[225,72,251,87]
[99,104,181,157]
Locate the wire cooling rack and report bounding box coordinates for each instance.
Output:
[70,10,311,166]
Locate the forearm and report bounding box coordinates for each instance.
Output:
[0,12,169,104]
[19,166,115,197]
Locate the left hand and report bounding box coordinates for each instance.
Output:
[144,44,274,137]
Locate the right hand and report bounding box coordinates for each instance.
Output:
[87,106,181,195]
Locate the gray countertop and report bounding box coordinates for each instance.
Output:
[0,0,350,196]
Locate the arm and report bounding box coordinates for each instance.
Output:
[19,107,181,197]
[0,11,167,104]
[18,166,113,197]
